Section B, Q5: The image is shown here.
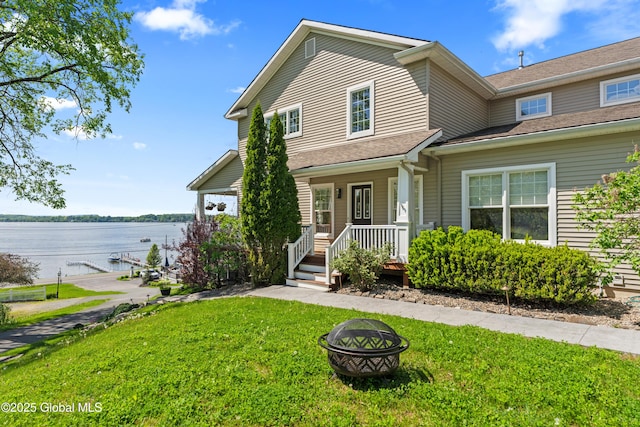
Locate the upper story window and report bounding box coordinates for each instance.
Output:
[346,80,375,139]
[264,103,302,138]
[600,74,640,107]
[516,93,552,121]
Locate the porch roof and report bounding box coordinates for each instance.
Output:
[437,102,640,149]
[288,129,442,174]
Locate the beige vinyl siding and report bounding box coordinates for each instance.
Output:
[310,168,398,236]
[236,33,428,161]
[296,179,311,226]
[199,156,243,192]
[429,62,488,140]
[489,72,640,127]
[435,131,639,288]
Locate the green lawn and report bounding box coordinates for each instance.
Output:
[1,297,639,426]
[0,283,122,301]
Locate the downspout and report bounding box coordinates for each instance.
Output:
[427,151,442,228]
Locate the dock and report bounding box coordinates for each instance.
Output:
[121,254,145,267]
[66,260,112,273]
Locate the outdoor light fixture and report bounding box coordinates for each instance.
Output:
[336,188,342,199]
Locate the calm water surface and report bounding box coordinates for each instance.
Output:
[0,222,187,279]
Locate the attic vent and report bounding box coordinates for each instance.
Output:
[305,37,316,58]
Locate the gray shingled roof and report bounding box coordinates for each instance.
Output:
[440,103,640,146]
[288,129,441,171]
[486,37,640,90]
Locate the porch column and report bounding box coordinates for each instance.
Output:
[196,193,205,220]
[396,163,415,262]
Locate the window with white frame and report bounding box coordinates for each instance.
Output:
[312,185,333,236]
[346,81,374,138]
[388,176,423,224]
[516,93,551,121]
[264,103,302,138]
[600,74,640,107]
[462,163,556,245]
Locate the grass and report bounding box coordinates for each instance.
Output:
[0,283,122,301]
[1,297,639,426]
[0,299,109,332]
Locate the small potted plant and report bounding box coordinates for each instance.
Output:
[158,279,172,296]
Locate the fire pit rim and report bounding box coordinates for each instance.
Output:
[317,333,409,357]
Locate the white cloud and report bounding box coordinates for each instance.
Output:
[228,86,245,94]
[133,142,147,150]
[42,96,77,111]
[491,0,611,51]
[134,0,240,40]
[63,126,90,140]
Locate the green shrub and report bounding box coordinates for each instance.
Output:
[330,240,392,292]
[0,302,11,325]
[408,227,599,305]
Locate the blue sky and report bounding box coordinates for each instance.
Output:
[1,0,639,217]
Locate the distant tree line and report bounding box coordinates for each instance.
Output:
[0,214,195,223]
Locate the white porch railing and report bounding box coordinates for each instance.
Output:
[287,225,314,279]
[325,224,409,284]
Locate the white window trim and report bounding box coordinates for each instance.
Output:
[310,183,334,238]
[516,93,552,121]
[461,163,557,246]
[388,175,423,225]
[264,103,303,139]
[600,73,640,107]
[347,181,374,223]
[346,80,375,139]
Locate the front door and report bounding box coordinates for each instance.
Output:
[351,184,372,225]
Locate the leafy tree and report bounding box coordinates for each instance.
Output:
[173,215,218,290]
[0,253,39,285]
[573,145,640,285]
[262,111,301,283]
[241,102,269,284]
[201,214,246,287]
[146,243,162,269]
[0,0,144,208]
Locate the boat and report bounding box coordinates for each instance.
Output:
[108,253,121,262]
[140,237,151,242]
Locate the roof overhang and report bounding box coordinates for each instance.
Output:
[291,129,442,178]
[394,41,496,99]
[187,149,239,191]
[493,58,640,99]
[225,19,429,120]
[430,117,640,155]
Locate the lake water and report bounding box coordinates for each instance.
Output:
[0,222,187,280]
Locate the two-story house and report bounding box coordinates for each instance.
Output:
[188,20,640,296]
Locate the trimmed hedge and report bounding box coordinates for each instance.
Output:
[407,227,599,305]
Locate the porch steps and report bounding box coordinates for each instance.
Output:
[285,253,336,292]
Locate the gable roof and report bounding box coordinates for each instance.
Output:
[187,149,239,191]
[288,129,442,176]
[486,37,640,97]
[224,19,429,119]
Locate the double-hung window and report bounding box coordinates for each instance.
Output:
[264,103,302,138]
[516,93,551,121]
[462,163,556,245]
[346,81,375,138]
[600,74,640,107]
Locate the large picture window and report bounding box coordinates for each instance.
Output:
[462,164,556,245]
[346,81,374,138]
[312,185,333,236]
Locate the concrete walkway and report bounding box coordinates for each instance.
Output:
[247,286,640,355]
[1,278,640,356]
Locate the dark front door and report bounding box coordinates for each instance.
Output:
[351,184,372,225]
